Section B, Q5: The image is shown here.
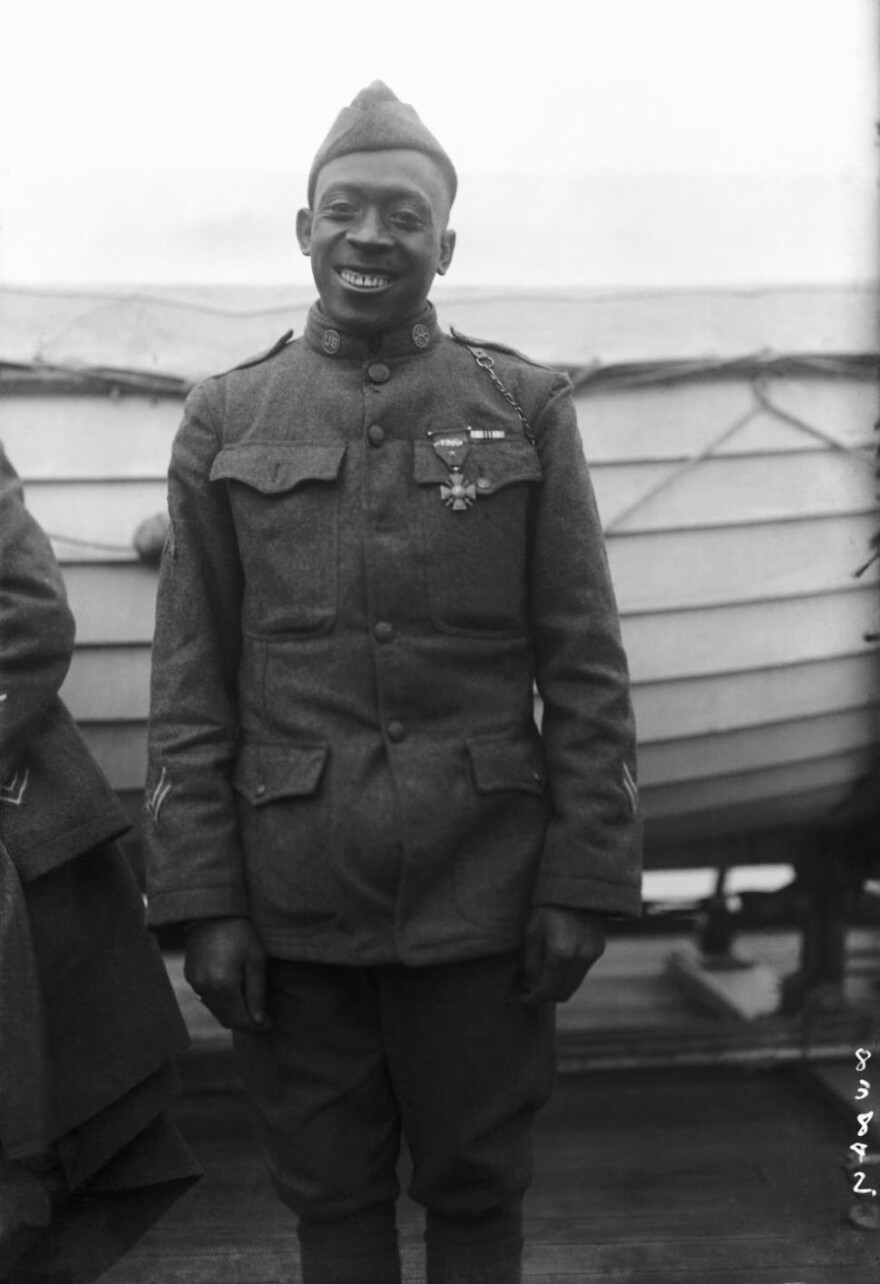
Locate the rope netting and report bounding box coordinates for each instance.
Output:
[2,350,876,561]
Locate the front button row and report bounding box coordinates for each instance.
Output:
[367,424,385,445]
[386,720,405,743]
[368,362,391,383]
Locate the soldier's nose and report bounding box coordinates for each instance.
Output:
[347,211,393,249]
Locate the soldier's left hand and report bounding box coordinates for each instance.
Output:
[519,906,606,1005]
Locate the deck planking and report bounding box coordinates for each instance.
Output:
[10,1067,880,1283]
[8,927,880,1281]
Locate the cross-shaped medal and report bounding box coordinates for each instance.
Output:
[440,472,477,511]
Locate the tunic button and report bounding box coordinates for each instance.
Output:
[387,720,405,743]
[374,620,394,642]
[255,783,267,799]
[367,424,386,445]
[476,477,491,490]
[368,362,391,384]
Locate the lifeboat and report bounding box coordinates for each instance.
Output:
[2,283,877,873]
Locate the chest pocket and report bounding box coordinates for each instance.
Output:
[211,443,346,635]
[413,438,542,636]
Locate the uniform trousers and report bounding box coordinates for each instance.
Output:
[233,950,556,1284]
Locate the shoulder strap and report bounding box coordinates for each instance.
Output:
[231,329,294,373]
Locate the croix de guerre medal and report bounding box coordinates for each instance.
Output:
[428,431,476,512]
[440,472,477,511]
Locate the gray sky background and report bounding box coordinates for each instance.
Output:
[1,0,876,288]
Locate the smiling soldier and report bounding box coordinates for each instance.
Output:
[145,82,642,1284]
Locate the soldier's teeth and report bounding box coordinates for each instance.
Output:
[341,270,390,289]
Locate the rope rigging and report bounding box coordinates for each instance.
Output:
[3,349,876,561]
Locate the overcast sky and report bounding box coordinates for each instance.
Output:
[1,0,876,287]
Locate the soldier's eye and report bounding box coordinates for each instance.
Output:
[324,201,357,220]
[390,209,425,230]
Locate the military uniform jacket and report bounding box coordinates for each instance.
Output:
[145,303,642,965]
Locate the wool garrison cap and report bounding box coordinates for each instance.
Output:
[308,81,457,207]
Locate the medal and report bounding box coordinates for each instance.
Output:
[426,425,504,511]
[428,430,474,511]
[440,472,477,511]
[428,431,470,470]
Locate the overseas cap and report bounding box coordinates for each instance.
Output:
[308,81,457,207]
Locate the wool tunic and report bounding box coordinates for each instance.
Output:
[0,444,198,1194]
[145,302,642,963]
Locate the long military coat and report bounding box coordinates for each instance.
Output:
[145,303,642,965]
[0,444,197,1191]
[0,448,131,874]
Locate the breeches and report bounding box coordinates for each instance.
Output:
[232,950,556,1224]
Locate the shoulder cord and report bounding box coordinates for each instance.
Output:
[459,343,536,445]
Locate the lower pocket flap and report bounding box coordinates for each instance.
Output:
[233,742,328,805]
[467,736,546,795]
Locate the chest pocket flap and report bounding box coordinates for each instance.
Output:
[414,440,541,495]
[211,443,346,494]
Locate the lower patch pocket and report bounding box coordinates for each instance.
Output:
[232,741,338,932]
[453,734,549,928]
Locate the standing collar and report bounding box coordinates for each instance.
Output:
[304,302,440,361]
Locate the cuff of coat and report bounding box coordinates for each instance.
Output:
[531,874,642,919]
[145,886,249,928]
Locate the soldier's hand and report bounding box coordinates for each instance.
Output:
[519,906,606,1006]
[184,916,271,1033]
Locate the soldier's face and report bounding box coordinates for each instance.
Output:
[297,150,455,333]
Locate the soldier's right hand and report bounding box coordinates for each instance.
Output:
[184,916,271,1033]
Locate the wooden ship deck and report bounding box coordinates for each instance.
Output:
[9,928,880,1283]
[12,1070,880,1283]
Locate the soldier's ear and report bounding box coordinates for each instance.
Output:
[296,208,313,256]
[437,228,456,277]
